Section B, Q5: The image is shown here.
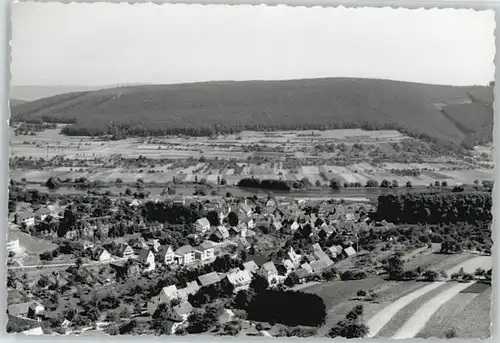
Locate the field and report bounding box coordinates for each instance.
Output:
[301,252,491,338]
[10,127,493,187]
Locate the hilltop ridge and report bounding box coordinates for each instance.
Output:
[11,77,493,149]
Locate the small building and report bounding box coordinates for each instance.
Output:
[92,247,111,262]
[34,208,51,221]
[290,221,300,232]
[147,285,179,315]
[7,239,21,254]
[177,281,200,301]
[224,269,252,293]
[157,245,176,265]
[242,260,259,274]
[175,245,196,265]
[166,301,193,334]
[195,218,211,234]
[259,261,279,285]
[198,271,221,287]
[15,211,35,227]
[301,263,313,274]
[194,241,216,263]
[138,248,156,272]
[287,247,302,267]
[295,268,310,284]
[216,226,230,240]
[344,246,357,257]
[327,245,344,259]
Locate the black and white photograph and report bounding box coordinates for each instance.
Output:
[7,2,495,339]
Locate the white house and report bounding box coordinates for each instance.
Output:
[147,285,179,315]
[92,247,111,262]
[15,211,35,227]
[7,239,21,254]
[165,301,194,334]
[158,245,176,265]
[259,261,279,285]
[290,221,300,232]
[247,218,256,229]
[177,281,200,301]
[175,245,196,265]
[139,248,156,272]
[194,241,215,263]
[287,247,302,267]
[225,269,252,293]
[195,217,211,233]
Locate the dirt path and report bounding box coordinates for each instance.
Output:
[365,281,445,338]
[392,281,477,339]
[365,255,491,338]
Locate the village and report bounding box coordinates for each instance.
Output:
[7,188,385,336]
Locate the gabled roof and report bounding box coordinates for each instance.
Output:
[197,241,214,251]
[261,261,278,275]
[226,269,252,286]
[344,246,357,257]
[175,245,195,256]
[138,248,153,262]
[217,226,230,238]
[172,301,193,318]
[295,268,310,279]
[242,260,259,274]
[198,271,221,287]
[310,258,334,273]
[161,285,179,299]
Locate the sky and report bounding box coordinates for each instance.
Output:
[11,3,496,87]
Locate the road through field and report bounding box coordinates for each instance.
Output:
[366,255,491,338]
[391,281,477,339]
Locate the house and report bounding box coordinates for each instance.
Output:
[287,247,302,267]
[157,245,176,265]
[229,226,241,236]
[27,302,45,321]
[344,246,357,257]
[239,201,253,217]
[116,243,134,258]
[224,269,252,293]
[301,263,313,274]
[166,301,193,334]
[194,241,216,263]
[209,231,225,243]
[172,195,186,206]
[294,268,310,284]
[177,281,200,301]
[259,261,279,285]
[242,260,259,274]
[138,248,156,272]
[216,226,230,240]
[15,211,35,227]
[247,218,256,229]
[175,245,196,265]
[309,258,334,274]
[312,243,330,261]
[147,239,161,253]
[147,285,179,315]
[271,221,282,231]
[34,208,51,221]
[327,245,344,259]
[92,247,111,262]
[195,217,211,233]
[282,259,295,273]
[290,221,300,232]
[7,239,21,254]
[129,199,141,207]
[198,271,221,287]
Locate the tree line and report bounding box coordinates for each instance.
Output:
[375,192,492,224]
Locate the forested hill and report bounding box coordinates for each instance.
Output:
[11,78,493,148]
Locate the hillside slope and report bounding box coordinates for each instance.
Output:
[10,98,27,107]
[11,78,493,147]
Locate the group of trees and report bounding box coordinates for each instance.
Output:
[375,192,492,224]
[328,305,368,338]
[237,178,306,191]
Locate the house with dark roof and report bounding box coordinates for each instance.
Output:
[198,271,222,287]
[138,248,156,272]
[195,217,211,233]
[157,245,176,265]
[91,247,111,262]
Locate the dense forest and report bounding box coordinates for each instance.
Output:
[375,192,492,224]
[11,78,493,150]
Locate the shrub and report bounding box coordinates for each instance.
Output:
[356,290,366,297]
